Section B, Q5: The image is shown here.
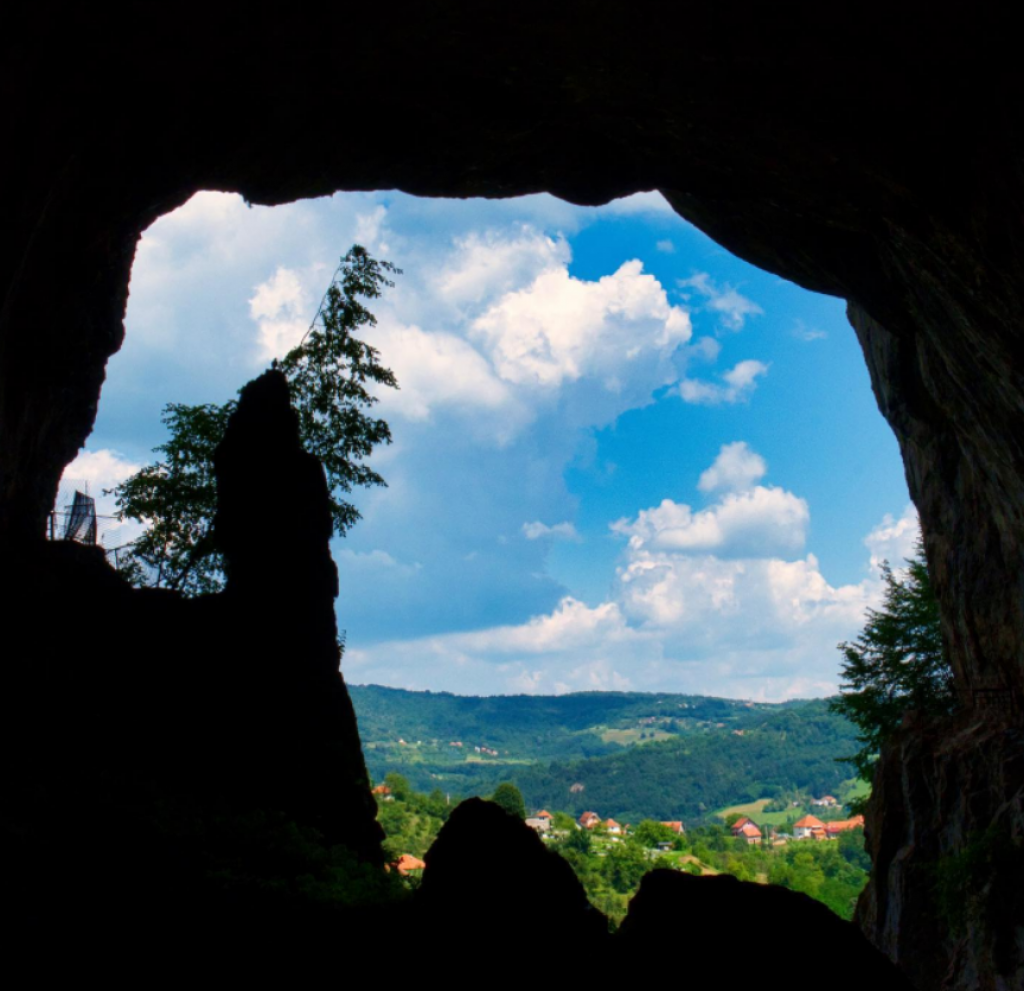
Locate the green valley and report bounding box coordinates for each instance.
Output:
[351,685,862,825]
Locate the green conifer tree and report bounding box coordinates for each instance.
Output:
[830,537,956,779]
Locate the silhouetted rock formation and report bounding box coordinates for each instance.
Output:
[210,371,382,856]
[3,371,383,947]
[5,6,1024,981]
[415,798,609,945]
[620,870,914,988]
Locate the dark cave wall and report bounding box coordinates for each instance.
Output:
[4,371,384,943]
[4,3,1019,544]
[3,3,1024,982]
[858,712,1024,991]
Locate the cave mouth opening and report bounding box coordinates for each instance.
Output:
[74,186,912,707]
[7,9,1020,977]
[42,183,922,932]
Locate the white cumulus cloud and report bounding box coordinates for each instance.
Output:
[249,266,312,361]
[369,228,694,438]
[335,548,422,577]
[522,521,581,542]
[612,486,809,559]
[698,441,767,493]
[864,503,920,571]
[437,228,571,308]
[678,272,764,331]
[61,448,141,493]
[371,317,515,424]
[679,359,769,405]
[472,258,692,390]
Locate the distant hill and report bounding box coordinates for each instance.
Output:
[350,683,777,755]
[349,685,859,823]
[512,701,860,822]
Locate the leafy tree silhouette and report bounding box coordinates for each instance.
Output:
[830,536,957,782]
[111,245,398,595]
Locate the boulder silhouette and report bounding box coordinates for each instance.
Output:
[415,797,609,946]
[619,869,914,988]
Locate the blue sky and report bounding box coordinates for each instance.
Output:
[64,189,919,700]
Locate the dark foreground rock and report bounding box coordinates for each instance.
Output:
[414,798,610,947]
[620,869,915,988]
[3,371,385,948]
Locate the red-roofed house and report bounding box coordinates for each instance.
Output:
[661,821,685,835]
[394,854,426,875]
[536,810,553,820]
[794,814,826,840]
[605,819,623,836]
[825,815,865,837]
[579,811,601,829]
[736,822,763,845]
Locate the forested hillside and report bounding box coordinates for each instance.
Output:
[350,686,859,823]
[351,684,774,759]
[513,703,860,822]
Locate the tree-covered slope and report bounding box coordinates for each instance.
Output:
[350,686,858,822]
[513,701,860,822]
[351,684,775,754]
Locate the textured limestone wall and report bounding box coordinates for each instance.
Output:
[859,712,1024,990]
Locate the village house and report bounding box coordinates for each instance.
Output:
[825,815,865,837]
[811,795,838,808]
[734,821,763,845]
[371,784,393,802]
[605,819,624,836]
[579,811,601,830]
[661,821,685,835]
[394,854,426,876]
[525,816,551,833]
[793,814,828,840]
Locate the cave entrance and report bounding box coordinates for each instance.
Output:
[80,188,911,703]
[7,9,1021,980]
[65,187,917,924]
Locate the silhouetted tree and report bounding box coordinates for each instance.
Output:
[830,536,956,780]
[111,246,399,594]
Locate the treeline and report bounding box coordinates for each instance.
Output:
[350,684,769,763]
[513,702,860,823]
